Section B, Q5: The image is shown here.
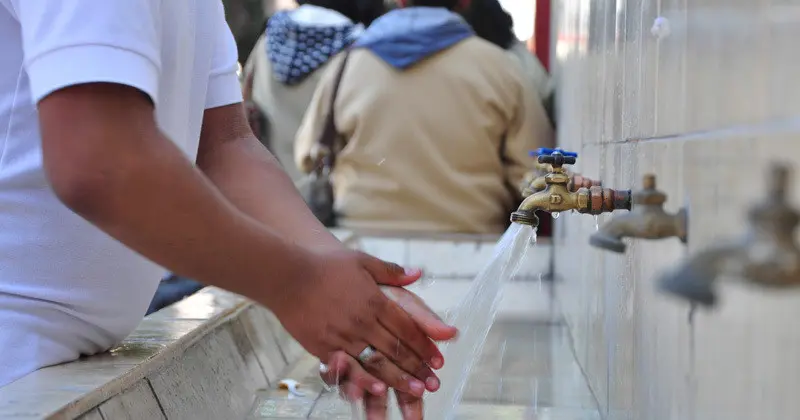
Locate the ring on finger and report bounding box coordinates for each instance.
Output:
[358,345,377,364]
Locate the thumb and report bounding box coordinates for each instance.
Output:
[359,252,423,287]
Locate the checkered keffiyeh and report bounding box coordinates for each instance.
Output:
[266,11,357,86]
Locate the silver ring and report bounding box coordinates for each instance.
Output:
[357,346,377,363]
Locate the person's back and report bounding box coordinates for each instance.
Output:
[296,3,554,234]
[245,2,377,183]
[0,0,240,386]
[463,0,554,124]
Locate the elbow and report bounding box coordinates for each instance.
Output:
[45,157,117,221]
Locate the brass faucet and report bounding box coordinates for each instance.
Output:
[519,149,602,197]
[589,174,688,253]
[510,150,632,227]
[658,164,800,307]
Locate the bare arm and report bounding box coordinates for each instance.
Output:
[39,83,310,308]
[196,101,343,251]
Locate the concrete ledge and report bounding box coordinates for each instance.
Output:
[0,229,552,419]
[0,289,302,420]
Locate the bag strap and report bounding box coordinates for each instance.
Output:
[317,50,352,172]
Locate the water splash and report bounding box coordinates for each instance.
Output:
[423,224,535,419]
[418,273,437,289]
[594,215,600,231]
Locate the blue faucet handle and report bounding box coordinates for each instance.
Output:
[529,148,579,158]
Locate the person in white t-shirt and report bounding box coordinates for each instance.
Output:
[0,0,456,401]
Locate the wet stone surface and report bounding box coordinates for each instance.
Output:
[248,322,601,419]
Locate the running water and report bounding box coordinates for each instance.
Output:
[422,223,535,419]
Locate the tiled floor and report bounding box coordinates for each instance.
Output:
[247,321,601,419]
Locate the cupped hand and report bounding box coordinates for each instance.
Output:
[272,248,455,397]
[320,286,458,420]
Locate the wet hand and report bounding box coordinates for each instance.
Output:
[274,248,455,397]
[322,352,424,420]
[320,286,458,420]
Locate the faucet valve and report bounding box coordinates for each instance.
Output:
[530,148,579,158]
[510,149,632,226]
[537,151,577,169]
[521,148,602,196]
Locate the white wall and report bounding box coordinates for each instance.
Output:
[553,1,800,419]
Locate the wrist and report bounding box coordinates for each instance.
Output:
[258,240,320,313]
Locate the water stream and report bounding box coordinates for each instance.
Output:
[422,223,536,419]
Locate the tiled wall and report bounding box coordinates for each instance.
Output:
[552,1,800,419]
[353,234,555,320]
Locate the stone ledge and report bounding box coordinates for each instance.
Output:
[0,288,300,420]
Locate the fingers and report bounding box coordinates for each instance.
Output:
[395,390,424,420]
[322,352,387,396]
[360,325,440,392]
[347,343,428,397]
[381,286,459,342]
[364,393,390,420]
[360,252,422,287]
[340,381,365,402]
[377,299,445,369]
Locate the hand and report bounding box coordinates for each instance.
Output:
[272,248,455,397]
[320,286,458,420]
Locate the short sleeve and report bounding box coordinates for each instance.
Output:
[204,1,243,110]
[11,0,162,105]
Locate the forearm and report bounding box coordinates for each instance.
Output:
[197,133,344,251]
[56,129,310,307]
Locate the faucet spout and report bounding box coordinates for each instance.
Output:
[658,243,745,306]
[589,174,688,253]
[657,164,800,307]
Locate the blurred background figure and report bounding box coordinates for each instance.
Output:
[242,0,387,184]
[295,0,554,234]
[464,0,555,126]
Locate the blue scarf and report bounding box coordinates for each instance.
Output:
[266,10,359,85]
[354,7,474,70]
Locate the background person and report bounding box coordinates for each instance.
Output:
[242,0,387,183]
[295,0,555,235]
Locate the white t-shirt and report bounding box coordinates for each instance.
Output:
[0,0,242,387]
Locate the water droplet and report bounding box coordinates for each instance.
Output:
[552,212,560,219]
[419,274,436,288]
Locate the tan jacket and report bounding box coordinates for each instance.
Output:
[296,37,554,234]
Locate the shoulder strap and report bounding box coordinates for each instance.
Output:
[317,50,352,169]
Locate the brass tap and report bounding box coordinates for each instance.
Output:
[589,174,688,253]
[658,164,800,307]
[519,150,602,197]
[510,151,632,227]
[522,171,603,198]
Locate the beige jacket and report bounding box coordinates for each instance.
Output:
[296,37,554,234]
